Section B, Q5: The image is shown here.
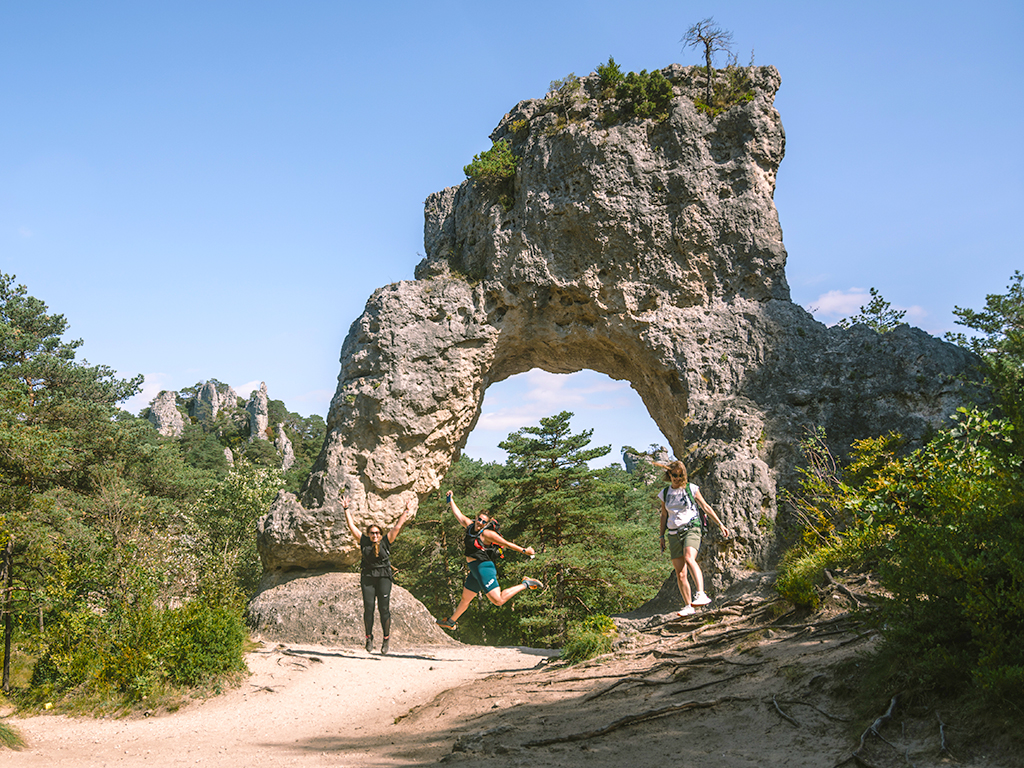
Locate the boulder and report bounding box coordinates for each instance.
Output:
[247,571,460,647]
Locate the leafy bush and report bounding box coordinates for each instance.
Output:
[869,409,1024,701]
[778,408,1024,705]
[618,69,674,120]
[464,139,517,183]
[561,614,616,664]
[161,599,247,687]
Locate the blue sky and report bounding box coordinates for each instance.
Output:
[3,1,1021,467]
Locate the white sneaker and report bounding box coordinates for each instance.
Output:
[677,605,696,617]
[692,591,711,606]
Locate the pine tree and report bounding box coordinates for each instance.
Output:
[493,412,662,646]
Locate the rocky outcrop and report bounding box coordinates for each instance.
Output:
[190,381,221,429]
[623,446,670,474]
[275,423,295,471]
[147,390,185,437]
[247,382,269,441]
[146,380,296,468]
[256,65,977,585]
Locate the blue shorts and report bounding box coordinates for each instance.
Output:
[464,560,499,594]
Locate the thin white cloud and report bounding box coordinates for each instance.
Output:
[807,288,869,319]
[119,372,175,416]
[476,371,632,433]
[808,288,929,329]
[18,227,33,239]
[234,380,263,399]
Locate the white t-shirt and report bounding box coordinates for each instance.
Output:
[660,484,699,530]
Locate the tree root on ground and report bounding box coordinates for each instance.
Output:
[523,697,748,747]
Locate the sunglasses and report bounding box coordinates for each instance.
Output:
[669,472,685,478]
[368,530,382,536]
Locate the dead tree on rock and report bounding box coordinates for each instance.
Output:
[682,17,735,107]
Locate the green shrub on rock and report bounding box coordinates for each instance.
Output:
[464,139,517,183]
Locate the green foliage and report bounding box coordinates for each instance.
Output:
[835,287,907,333]
[868,408,1023,701]
[0,719,25,750]
[399,415,664,649]
[691,63,756,117]
[463,139,518,183]
[561,614,616,664]
[396,456,506,644]
[29,589,247,704]
[185,462,283,598]
[779,407,1024,706]
[596,57,624,98]
[160,599,247,686]
[546,73,583,126]
[618,69,674,120]
[0,274,267,710]
[947,270,1024,433]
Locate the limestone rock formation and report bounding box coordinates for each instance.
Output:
[275,423,295,471]
[190,380,221,429]
[247,382,269,441]
[257,65,976,587]
[147,390,185,437]
[623,446,670,475]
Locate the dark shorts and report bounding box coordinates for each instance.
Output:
[667,519,702,558]
[464,560,500,594]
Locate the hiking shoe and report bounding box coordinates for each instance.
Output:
[381,638,389,655]
[692,591,711,606]
[677,605,696,617]
[436,618,457,631]
[365,634,373,653]
[522,578,544,590]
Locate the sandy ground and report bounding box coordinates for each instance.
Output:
[4,642,554,767]
[4,577,1020,768]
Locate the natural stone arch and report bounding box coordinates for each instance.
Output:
[256,65,975,595]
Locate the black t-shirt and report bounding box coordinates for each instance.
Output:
[464,524,492,562]
[360,533,392,578]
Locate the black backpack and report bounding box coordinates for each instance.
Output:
[484,519,504,560]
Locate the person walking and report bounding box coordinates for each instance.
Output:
[343,495,411,655]
[654,460,730,616]
[435,490,543,631]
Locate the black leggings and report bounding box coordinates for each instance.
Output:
[360,574,392,637]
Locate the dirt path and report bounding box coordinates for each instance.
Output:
[5,643,554,767]
[5,577,1018,767]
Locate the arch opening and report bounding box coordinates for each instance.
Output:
[462,368,667,469]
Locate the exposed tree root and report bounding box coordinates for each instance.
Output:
[523,697,748,747]
[773,694,800,726]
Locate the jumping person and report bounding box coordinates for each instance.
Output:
[343,495,412,655]
[435,490,543,631]
[654,460,730,617]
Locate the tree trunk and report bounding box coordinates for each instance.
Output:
[2,538,13,692]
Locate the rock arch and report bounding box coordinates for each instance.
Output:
[256,65,974,590]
